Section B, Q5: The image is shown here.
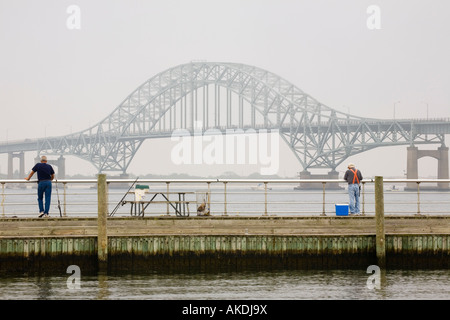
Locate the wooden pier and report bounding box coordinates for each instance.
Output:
[0,175,449,272]
[0,215,449,272]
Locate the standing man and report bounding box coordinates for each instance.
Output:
[25,155,55,218]
[344,163,363,215]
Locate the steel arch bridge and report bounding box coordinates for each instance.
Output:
[1,61,450,175]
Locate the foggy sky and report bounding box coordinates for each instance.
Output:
[0,0,449,178]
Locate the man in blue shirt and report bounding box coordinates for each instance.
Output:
[25,155,55,218]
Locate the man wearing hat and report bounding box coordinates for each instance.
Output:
[344,163,363,215]
[25,155,55,218]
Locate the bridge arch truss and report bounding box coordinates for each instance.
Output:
[7,62,450,174]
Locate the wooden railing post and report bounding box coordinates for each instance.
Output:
[375,176,386,269]
[97,174,108,270]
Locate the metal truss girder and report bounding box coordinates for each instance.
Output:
[1,62,449,173]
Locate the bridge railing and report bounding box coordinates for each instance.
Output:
[0,178,449,218]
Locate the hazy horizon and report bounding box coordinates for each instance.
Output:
[1,1,449,179]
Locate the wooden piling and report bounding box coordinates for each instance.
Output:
[375,176,386,268]
[97,174,108,270]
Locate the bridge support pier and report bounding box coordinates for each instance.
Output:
[37,155,66,179]
[7,152,26,189]
[8,152,25,179]
[294,170,343,190]
[406,146,449,190]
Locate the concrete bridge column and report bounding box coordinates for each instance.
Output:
[406,146,418,190]
[45,156,66,179]
[406,145,449,190]
[438,146,449,189]
[57,155,66,179]
[7,153,13,179]
[295,170,342,190]
[7,152,25,179]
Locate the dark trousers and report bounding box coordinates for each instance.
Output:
[37,180,52,214]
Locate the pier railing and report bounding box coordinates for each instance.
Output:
[0,178,449,217]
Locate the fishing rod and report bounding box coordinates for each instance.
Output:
[55,178,62,217]
[110,177,139,217]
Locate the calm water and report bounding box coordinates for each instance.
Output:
[0,269,448,300]
[2,184,450,217]
[1,184,448,302]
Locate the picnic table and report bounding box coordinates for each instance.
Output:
[121,191,194,217]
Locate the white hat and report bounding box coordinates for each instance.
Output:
[348,163,355,168]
